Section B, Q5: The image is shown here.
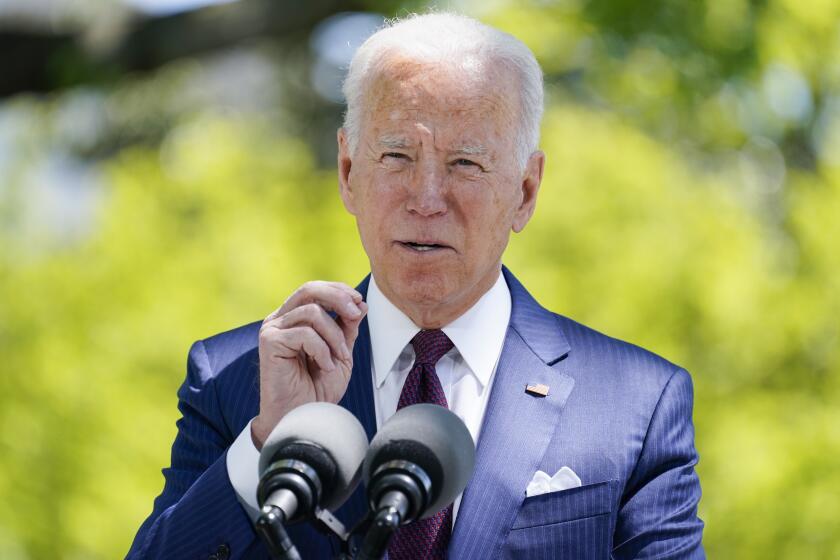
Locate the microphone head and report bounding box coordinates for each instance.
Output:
[259,402,369,511]
[363,404,475,519]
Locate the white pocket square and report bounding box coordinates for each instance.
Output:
[526,466,582,497]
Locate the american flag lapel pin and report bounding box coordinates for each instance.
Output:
[525,383,550,397]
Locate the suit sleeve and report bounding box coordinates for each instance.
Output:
[126,340,259,560]
[612,368,705,559]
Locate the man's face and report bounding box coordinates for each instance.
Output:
[338,59,544,327]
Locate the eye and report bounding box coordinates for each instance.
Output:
[452,158,483,171]
[382,152,409,161]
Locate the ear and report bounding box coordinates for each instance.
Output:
[337,128,358,215]
[511,150,545,233]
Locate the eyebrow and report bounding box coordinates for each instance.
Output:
[452,145,488,156]
[376,136,488,157]
[378,136,411,150]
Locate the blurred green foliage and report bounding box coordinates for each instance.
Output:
[1,0,839,558]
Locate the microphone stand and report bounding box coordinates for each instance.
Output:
[256,503,357,560]
[257,458,358,560]
[356,491,409,560]
[355,459,432,559]
[255,505,301,560]
[312,506,355,560]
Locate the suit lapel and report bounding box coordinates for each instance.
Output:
[450,267,575,558]
[339,274,376,440]
[334,275,377,526]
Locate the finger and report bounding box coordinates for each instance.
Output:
[276,281,364,321]
[267,326,336,373]
[274,303,351,362]
[321,281,364,304]
[337,300,368,350]
[264,282,364,323]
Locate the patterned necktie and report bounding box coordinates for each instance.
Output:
[387,329,455,560]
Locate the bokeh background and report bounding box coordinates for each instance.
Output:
[1,0,839,557]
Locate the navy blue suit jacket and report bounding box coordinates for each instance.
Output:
[128,268,704,559]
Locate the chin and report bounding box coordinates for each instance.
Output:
[390,266,456,307]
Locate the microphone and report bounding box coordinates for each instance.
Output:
[255,402,369,560]
[357,404,476,559]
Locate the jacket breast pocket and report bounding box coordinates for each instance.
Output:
[502,480,619,560]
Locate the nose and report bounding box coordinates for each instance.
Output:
[405,157,447,216]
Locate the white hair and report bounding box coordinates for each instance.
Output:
[341,12,544,168]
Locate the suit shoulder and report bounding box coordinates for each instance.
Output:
[552,312,687,388]
[186,321,262,433]
[190,320,262,381]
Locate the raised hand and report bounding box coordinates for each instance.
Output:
[251,281,368,449]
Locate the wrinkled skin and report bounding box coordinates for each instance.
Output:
[338,58,545,328]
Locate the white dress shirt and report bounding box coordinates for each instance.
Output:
[226,271,511,522]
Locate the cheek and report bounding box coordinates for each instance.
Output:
[468,179,518,222]
[367,167,409,199]
[458,189,516,253]
[356,182,403,238]
[461,185,517,258]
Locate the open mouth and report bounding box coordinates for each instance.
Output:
[398,241,451,253]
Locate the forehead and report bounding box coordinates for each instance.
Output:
[362,57,519,142]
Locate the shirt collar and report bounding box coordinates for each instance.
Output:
[366,271,511,389]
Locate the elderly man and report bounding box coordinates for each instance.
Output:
[128,12,704,560]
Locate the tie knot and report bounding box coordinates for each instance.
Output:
[411,329,454,366]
